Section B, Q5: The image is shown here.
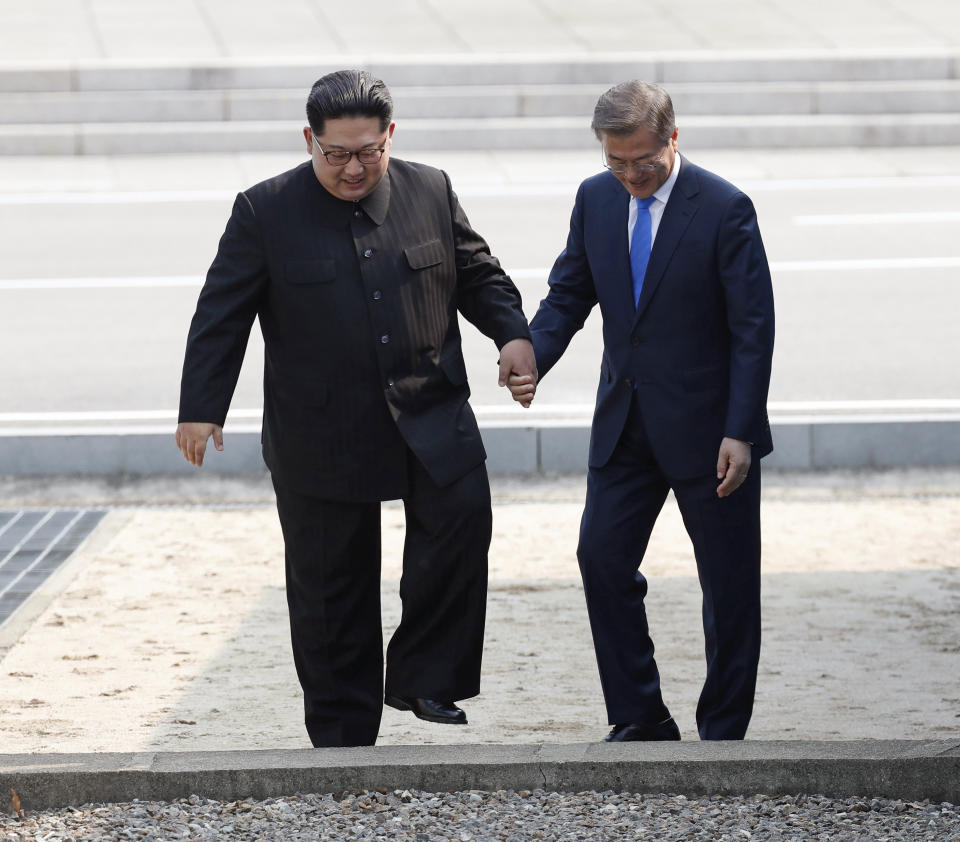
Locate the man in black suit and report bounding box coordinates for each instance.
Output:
[509,81,774,741]
[177,69,536,747]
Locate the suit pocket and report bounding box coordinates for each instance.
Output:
[284,258,336,285]
[404,239,444,270]
[682,363,724,392]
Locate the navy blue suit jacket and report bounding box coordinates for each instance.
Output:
[530,157,775,479]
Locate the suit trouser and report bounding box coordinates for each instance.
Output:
[272,456,491,747]
[577,395,762,740]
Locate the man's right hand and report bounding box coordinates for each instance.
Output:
[175,422,223,467]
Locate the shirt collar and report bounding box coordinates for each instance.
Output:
[359,167,391,225]
[306,162,391,227]
[651,152,681,205]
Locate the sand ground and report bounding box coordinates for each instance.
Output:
[0,469,958,751]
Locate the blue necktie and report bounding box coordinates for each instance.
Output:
[630,196,656,307]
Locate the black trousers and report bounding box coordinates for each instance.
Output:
[272,456,491,747]
[577,393,762,740]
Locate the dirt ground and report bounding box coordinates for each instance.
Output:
[0,469,958,751]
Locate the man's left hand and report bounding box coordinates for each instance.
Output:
[498,338,538,408]
[716,437,752,498]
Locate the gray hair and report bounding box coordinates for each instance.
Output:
[591,81,676,143]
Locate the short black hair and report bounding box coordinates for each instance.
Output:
[306,69,393,137]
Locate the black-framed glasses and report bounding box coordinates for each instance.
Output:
[603,145,667,175]
[312,133,387,167]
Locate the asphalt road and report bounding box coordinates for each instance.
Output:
[2,147,959,421]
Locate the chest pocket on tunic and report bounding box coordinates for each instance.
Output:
[404,240,444,270]
[283,259,336,284]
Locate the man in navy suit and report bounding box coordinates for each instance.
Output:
[509,81,774,741]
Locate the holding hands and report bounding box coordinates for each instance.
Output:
[497,338,538,409]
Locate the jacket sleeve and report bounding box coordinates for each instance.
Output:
[178,192,267,425]
[527,181,598,379]
[443,171,532,350]
[717,191,775,444]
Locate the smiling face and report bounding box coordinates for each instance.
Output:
[303,116,395,202]
[602,126,678,199]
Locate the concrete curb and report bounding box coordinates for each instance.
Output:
[2,742,958,811]
[1,417,959,475]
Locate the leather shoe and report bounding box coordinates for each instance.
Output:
[604,717,681,742]
[384,694,467,725]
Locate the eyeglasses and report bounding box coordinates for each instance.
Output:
[603,145,667,175]
[312,134,387,167]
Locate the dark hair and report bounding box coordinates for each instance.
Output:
[306,69,393,136]
[591,81,675,143]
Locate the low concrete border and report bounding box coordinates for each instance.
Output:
[1,742,958,811]
[1,417,959,475]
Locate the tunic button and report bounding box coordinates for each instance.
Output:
[363,248,374,258]
[354,210,362,218]
[631,337,641,347]
[380,334,390,344]
[386,377,395,388]
[372,290,382,300]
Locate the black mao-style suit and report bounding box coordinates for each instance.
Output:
[528,156,775,739]
[179,158,530,746]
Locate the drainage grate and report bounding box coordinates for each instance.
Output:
[0,508,106,627]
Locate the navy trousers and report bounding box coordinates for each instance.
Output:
[273,455,491,747]
[577,393,762,740]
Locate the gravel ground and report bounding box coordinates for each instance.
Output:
[2,790,959,841]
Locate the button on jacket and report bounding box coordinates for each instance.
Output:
[179,158,531,501]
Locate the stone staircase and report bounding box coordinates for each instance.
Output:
[2,52,959,153]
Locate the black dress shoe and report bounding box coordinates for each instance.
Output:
[603,717,681,742]
[384,695,467,725]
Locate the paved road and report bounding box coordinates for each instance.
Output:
[2,0,960,61]
[1,146,959,425]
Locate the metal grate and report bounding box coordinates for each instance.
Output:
[0,508,106,627]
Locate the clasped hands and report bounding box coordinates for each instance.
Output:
[501,341,751,499]
[498,338,538,409]
[179,341,539,466]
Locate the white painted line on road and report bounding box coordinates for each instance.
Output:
[744,175,960,192]
[5,175,960,206]
[0,271,547,290]
[5,414,960,436]
[768,399,960,412]
[771,256,960,271]
[3,399,959,432]
[3,256,959,291]
[0,276,203,290]
[0,424,264,437]
[0,190,237,205]
[0,186,578,204]
[794,211,960,225]
[0,409,262,422]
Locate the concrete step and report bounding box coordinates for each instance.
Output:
[4,80,960,125]
[0,50,957,93]
[3,112,960,154]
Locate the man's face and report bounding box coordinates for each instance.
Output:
[601,126,678,199]
[303,116,395,202]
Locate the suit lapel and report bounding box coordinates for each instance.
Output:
[595,178,635,322]
[633,161,700,324]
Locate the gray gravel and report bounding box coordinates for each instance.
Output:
[2,790,959,841]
